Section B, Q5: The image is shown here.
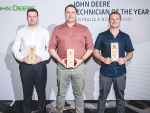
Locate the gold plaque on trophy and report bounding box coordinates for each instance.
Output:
[111,43,119,61]
[67,49,74,67]
[28,46,36,63]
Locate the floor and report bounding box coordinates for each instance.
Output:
[0,100,150,113]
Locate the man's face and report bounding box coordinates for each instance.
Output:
[65,7,77,23]
[26,12,38,26]
[109,14,121,29]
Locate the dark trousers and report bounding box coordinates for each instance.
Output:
[97,74,126,113]
[19,62,47,113]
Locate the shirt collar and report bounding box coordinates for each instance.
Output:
[27,25,39,31]
[63,22,78,27]
[107,29,123,36]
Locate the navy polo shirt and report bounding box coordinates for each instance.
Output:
[94,29,134,77]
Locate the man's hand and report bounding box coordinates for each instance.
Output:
[29,55,42,65]
[102,57,113,64]
[73,58,83,68]
[116,57,127,65]
[22,55,29,64]
[34,55,42,64]
[59,58,69,68]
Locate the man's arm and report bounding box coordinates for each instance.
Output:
[93,49,104,61]
[116,52,133,65]
[73,27,94,68]
[125,52,133,61]
[48,27,68,68]
[116,35,134,65]
[40,30,51,61]
[93,49,113,64]
[34,30,50,64]
[73,49,93,68]
[12,31,29,63]
[50,49,67,67]
[82,50,93,60]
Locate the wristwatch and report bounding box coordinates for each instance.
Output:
[81,57,84,61]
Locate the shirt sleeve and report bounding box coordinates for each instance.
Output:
[94,33,102,50]
[12,31,24,62]
[85,27,94,50]
[41,30,51,61]
[125,35,134,52]
[48,27,57,51]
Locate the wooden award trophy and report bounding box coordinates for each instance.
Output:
[67,49,74,67]
[28,46,36,63]
[111,43,119,61]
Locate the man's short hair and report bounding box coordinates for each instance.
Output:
[65,4,77,13]
[27,9,38,17]
[109,11,121,20]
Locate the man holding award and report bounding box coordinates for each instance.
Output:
[93,12,134,113]
[48,4,94,113]
[12,9,50,113]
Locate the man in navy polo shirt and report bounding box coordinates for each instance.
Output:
[93,12,134,113]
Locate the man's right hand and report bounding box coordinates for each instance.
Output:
[22,55,29,64]
[59,58,69,68]
[101,57,113,64]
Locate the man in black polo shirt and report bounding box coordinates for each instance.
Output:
[93,12,134,113]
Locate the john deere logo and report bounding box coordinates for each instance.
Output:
[0,5,35,11]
